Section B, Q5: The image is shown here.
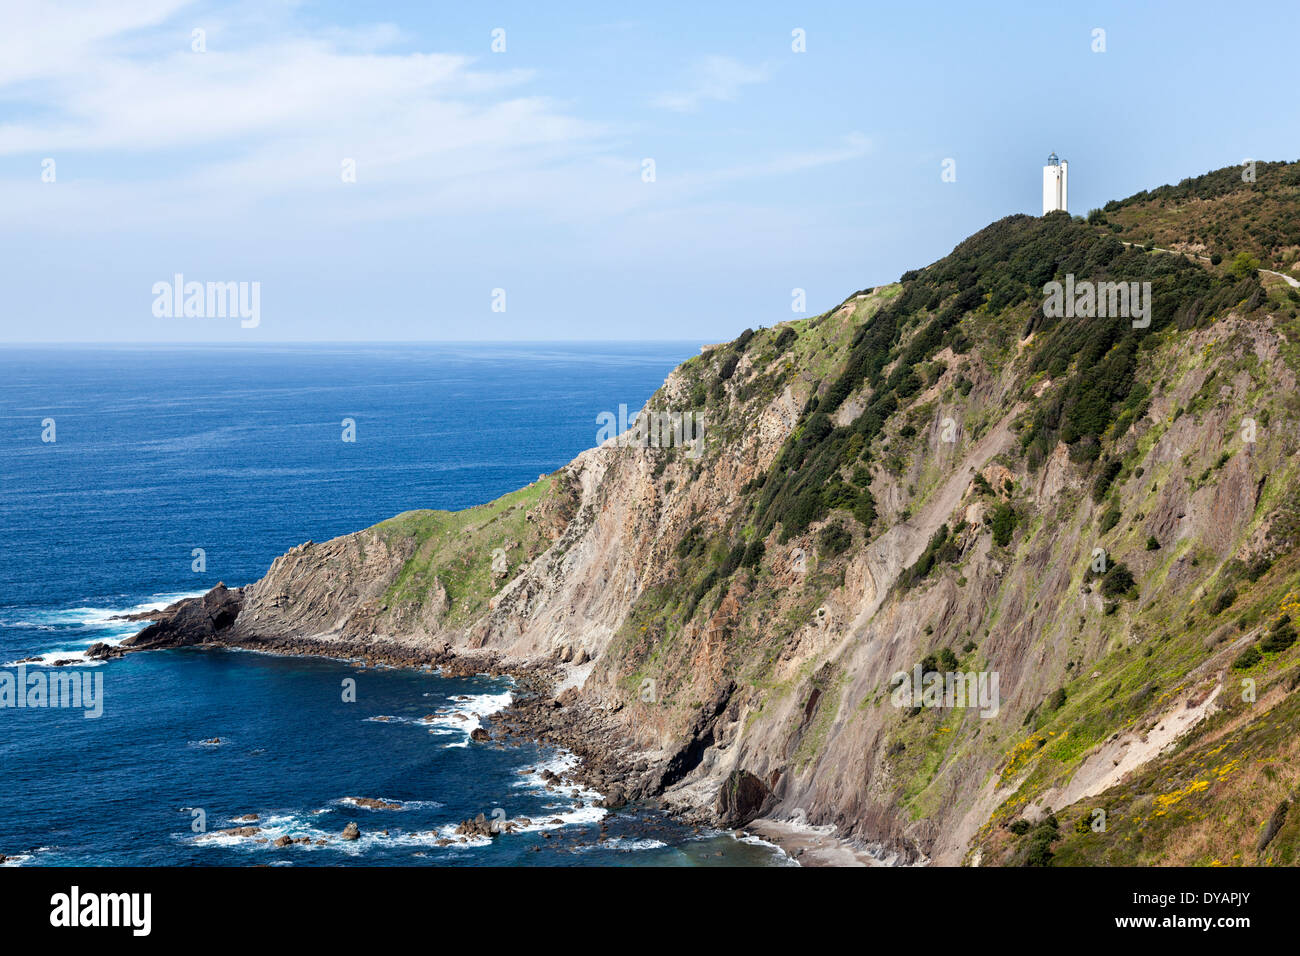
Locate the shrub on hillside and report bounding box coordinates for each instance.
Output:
[1092,458,1123,502]
[1233,645,1262,670]
[990,503,1017,547]
[818,524,853,559]
[900,524,959,588]
[1018,815,1060,867]
[1244,555,1273,581]
[852,489,877,529]
[718,352,741,381]
[1101,562,1136,599]
[772,327,797,352]
[1260,621,1297,654]
[1210,588,1237,615]
[1099,507,1123,534]
[1229,251,1261,280]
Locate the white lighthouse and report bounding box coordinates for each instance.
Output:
[1042,152,1068,214]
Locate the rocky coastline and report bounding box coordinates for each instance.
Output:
[90,582,870,865]
[94,583,761,854]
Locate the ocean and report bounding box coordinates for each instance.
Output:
[0,343,786,867]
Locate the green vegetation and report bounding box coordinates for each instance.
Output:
[1100,562,1137,600]
[1013,814,1061,867]
[1260,620,1297,654]
[817,523,854,559]
[1210,587,1238,615]
[1092,458,1123,502]
[1102,161,1300,272]
[1099,506,1122,534]
[374,475,560,626]
[900,523,962,590]
[989,503,1017,547]
[1229,251,1261,281]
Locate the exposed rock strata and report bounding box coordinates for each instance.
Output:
[115,179,1300,865]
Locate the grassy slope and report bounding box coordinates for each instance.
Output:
[600,289,894,714]
[631,159,1300,859]
[372,475,560,628]
[963,162,1300,864]
[342,160,1300,863]
[1098,160,1300,276]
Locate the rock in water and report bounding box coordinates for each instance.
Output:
[341,822,360,841]
[122,583,244,651]
[348,797,401,810]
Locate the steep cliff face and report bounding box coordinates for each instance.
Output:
[230,472,577,653]
[137,160,1300,865]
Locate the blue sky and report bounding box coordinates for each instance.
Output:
[2,0,1297,342]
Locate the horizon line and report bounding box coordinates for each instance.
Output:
[0,338,713,347]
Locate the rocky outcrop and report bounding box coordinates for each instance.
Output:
[347,798,401,810]
[199,826,261,840]
[455,813,500,838]
[122,583,244,650]
[120,168,1300,865]
[237,534,426,648]
[1257,799,1289,853]
[716,770,776,827]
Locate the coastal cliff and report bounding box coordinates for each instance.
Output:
[123,161,1300,865]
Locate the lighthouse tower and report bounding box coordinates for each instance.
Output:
[1042,152,1068,214]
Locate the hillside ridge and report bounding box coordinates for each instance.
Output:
[122,159,1300,866]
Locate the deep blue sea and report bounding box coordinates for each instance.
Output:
[0,344,785,867]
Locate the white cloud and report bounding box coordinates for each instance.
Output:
[0,0,193,86]
[0,3,619,229]
[651,55,768,112]
[0,6,864,244]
